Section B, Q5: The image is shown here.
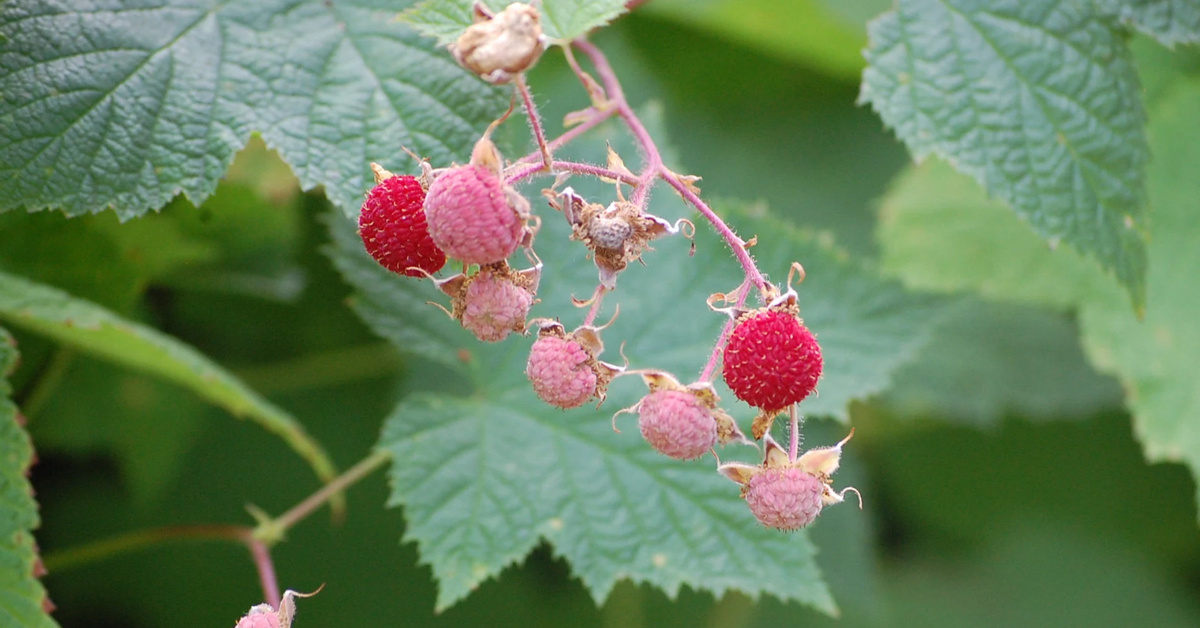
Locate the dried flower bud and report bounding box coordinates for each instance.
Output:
[452,2,544,84]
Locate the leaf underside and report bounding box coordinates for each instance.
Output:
[860,0,1150,308]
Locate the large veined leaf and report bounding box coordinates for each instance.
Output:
[860,0,1150,308]
[0,0,506,220]
[328,181,944,609]
[0,271,338,495]
[0,327,59,628]
[402,0,628,44]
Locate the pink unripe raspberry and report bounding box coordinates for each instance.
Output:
[743,467,824,531]
[460,267,535,342]
[527,335,597,409]
[235,611,280,628]
[359,174,446,277]
[723,308,822,412]
[424,164,526,265]
[637,390,717,460]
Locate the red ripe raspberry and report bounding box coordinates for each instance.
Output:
[722,308,822,412]
[424,164,527,265]
[637,390,717,460]
[359,174,447,277]
[460,267,536,342]
[526,334,597,409]
[743,467,825,531]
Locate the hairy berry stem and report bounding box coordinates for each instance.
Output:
[263,449,392,538]
[788,406,801,462]
[507,160,639,186]
[581,285,609,327]
[571,40,769,296]
[516,74,553,170]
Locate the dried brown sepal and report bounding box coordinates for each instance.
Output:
[551,189,689,288]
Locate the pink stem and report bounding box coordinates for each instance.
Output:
[574,40,659,209]
[788,406,801,462]
[248,539,281,608]
[514,107,615,166]
[697,280,753,382]
[516,75,553,170]
[574,40,769,295]
[581,285,608,326]
[506,160,640,186]
[660,172,768,294]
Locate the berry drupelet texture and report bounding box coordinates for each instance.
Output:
[359,175,446,277]
[722,309,822,412]
[424,164,526,265]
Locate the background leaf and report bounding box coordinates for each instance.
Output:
[860,0,1150,306]
[638,0,870,79]
[0,327,59,628]
[0,0,505,219]
[876,159,1115,310]
[1097,0,1200,46]
[1077,78,1200,517]
[874,75,1200,520]
[0,271,338,493]
[880,299,1123,426]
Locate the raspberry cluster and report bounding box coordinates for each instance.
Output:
[356,2,858,532]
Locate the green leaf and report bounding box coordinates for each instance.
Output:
[876,159,1114,310]
[1077,78,1200,519]
[881,299,1123,426]
[1098,0,1200,46]
[0,327,59,628]
[0,270,339,495]
[379,393,833,613]
[330,189,943,608]
[538,0,628,42]
[403,0,626,44]
[400,0,478,45]
[638,0,869,79]
[875,77,1200,520]
[0,0,506,220]
[860,0,1150,308]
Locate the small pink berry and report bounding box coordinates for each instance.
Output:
[235,610,280,628]
[637,390,717,460]
[743,467,825,531]
[424,164,527,265]
[526,335,598,409]
[460,267,535,342]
